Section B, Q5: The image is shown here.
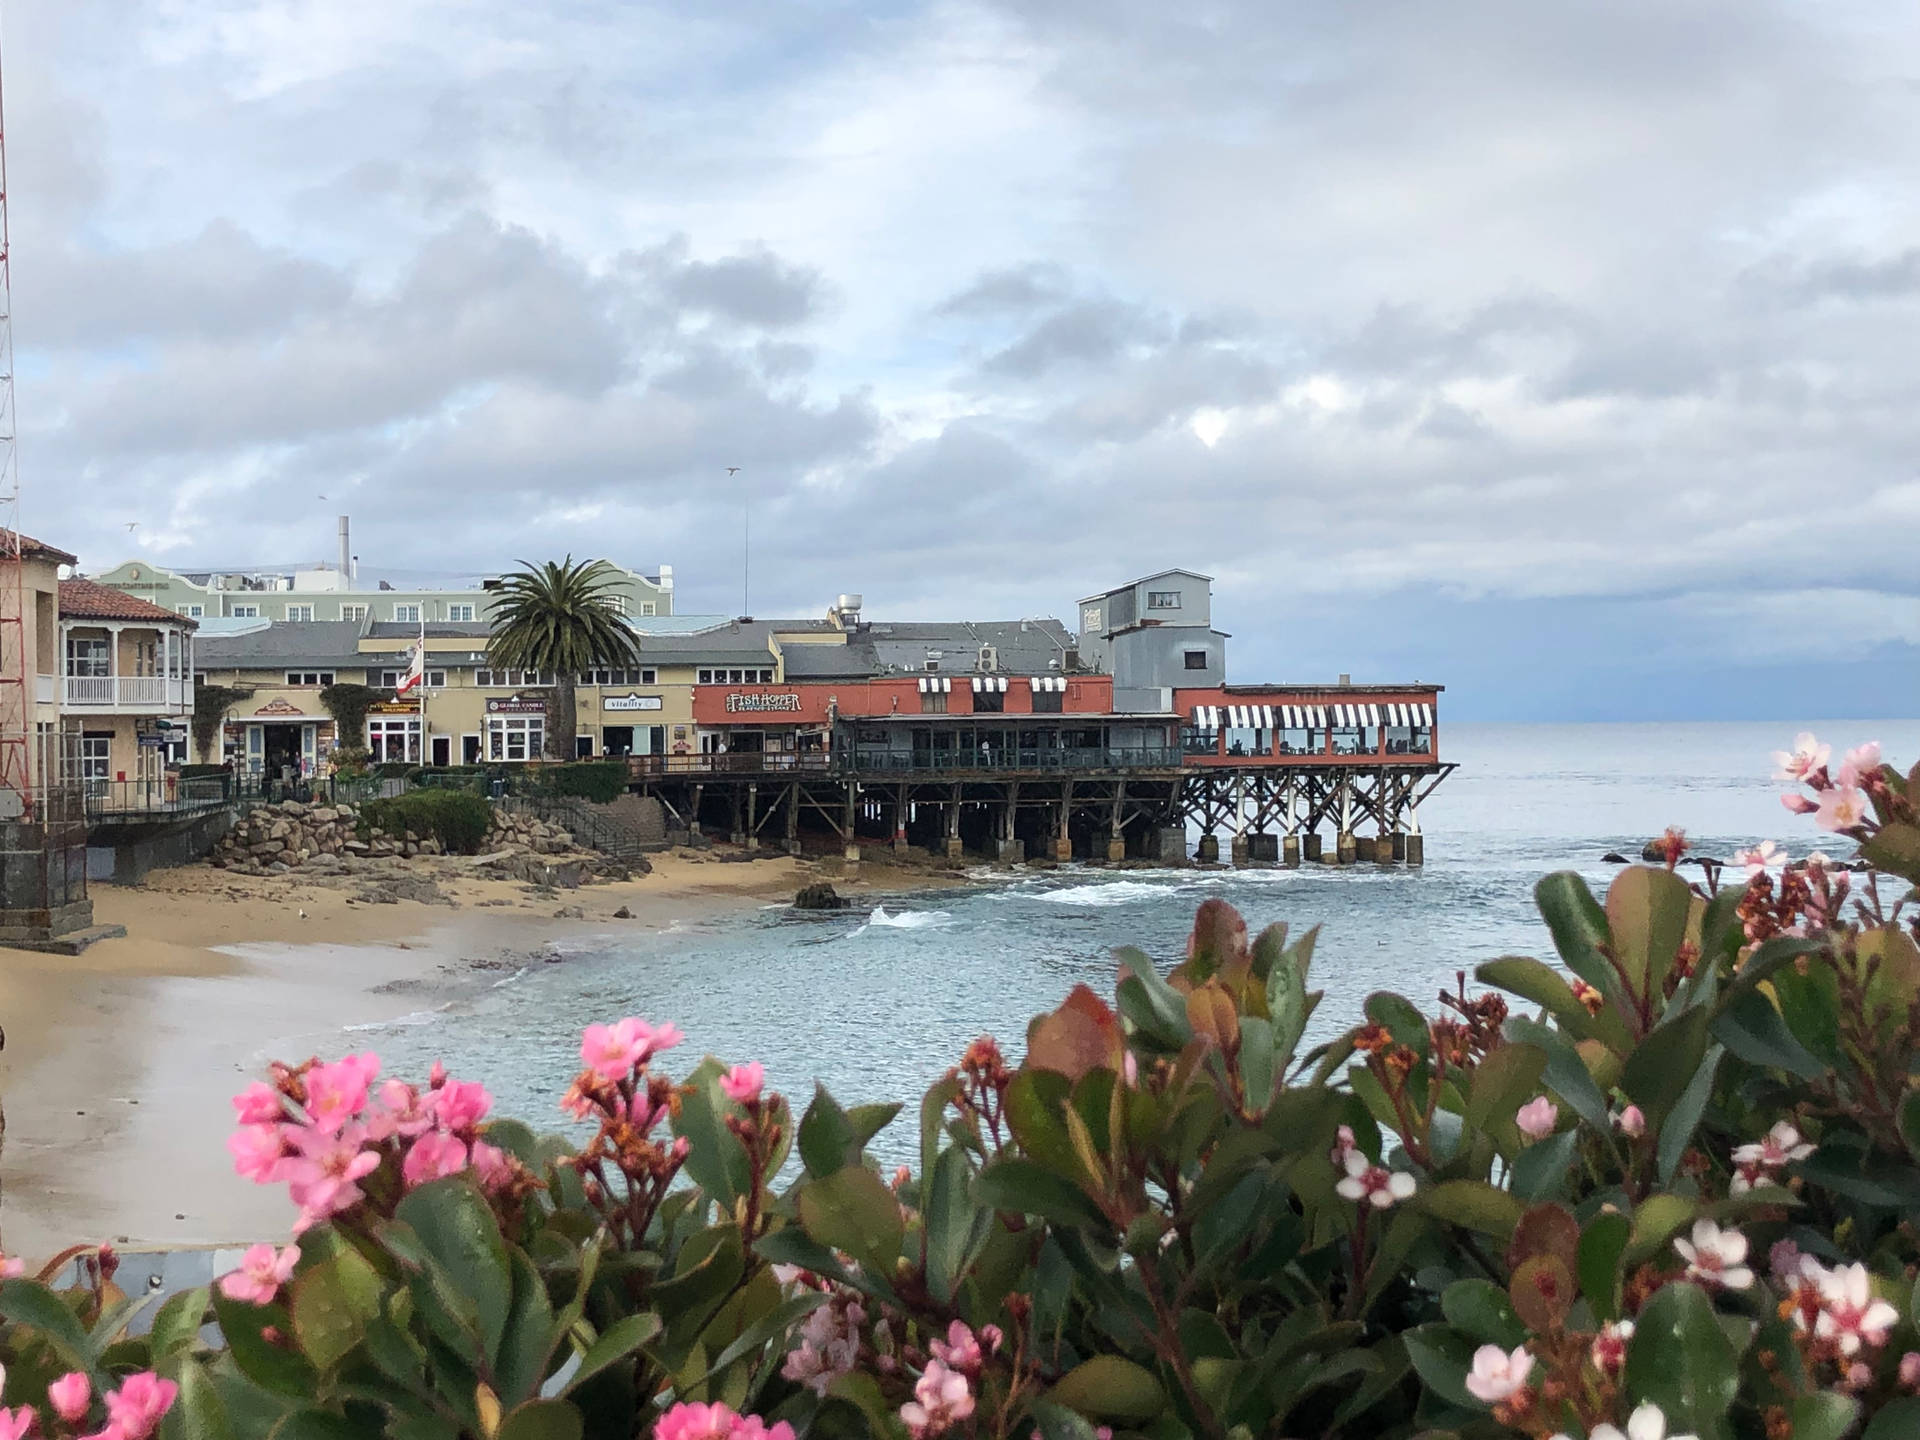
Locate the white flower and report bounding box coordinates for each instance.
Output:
[1732,840,1786,877]
[1463,1343,1532,1404]
[1589,1318,1633,1374]
[1773,733,1831,781]
[1730,1120,1815,1194]
[1590,1401,1698,1440]
[1334,1149,1416,1209]
[1810,1262,1901,1357]
[1673,1218,1754,1290]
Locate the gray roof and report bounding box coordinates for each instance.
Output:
[1078,569,1212,604]
[196,620,367,668]
[366,620,491,640]
[860,619,1077,677]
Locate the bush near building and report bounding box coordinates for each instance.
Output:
[357,788,491,854]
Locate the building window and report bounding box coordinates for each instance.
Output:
[695,668,769,684]
[1147,591,1182,610]
[487,715,544,762]
[285,671,336,687]
[920,691,948,714]
[393,604,422,623]
[1032,688,1064,714]
[285,605,314,622]
[606,597,627,615]
[366,717,420,764]
[379,668,446,690]
[340,604,368,622]
[1183,650,1209,671]
[230,604,260,618]
[447,603,476,622]
[177,604,204,619]
[640,602,656,617]
[974,689,1005,713]
[474,668,550,688]
[67,635,110,677]
[583,666,658,686]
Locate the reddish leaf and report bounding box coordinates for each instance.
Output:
[1026,985,1124,1082]
[1179,899,1251,987]
[1507,1202,1581,1277]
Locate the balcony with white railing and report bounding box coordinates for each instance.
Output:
[63,675,189,711]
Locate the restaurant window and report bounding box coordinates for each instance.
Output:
[1183,724,1218,757]
[1147,591,1181,610]
[340,604,368,622]
[366,717,421,764]
[393,604,422,623]
[1224,723,1272,758]
[487,715,544,762]
[1331,723,1364,757]
[921,690,948,714]
[285,605,314,622]
[1278,723,1313,755]
[1183,650,1209,670]
[447,603,476,622]
[285,671,336,687]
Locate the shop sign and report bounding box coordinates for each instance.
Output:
[486,696,549,715]
[603,693,663,712]
[724,692,802,713]
[255,698,304,717]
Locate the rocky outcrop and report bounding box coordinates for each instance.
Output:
[793,882,850,911]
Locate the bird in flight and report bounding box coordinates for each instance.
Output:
[727,467,740,476]
[125,522,138,532]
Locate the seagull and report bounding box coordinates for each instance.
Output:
[726,467,740,476]
[125,522,138,532]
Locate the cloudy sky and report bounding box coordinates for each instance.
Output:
[13,0,1920,718]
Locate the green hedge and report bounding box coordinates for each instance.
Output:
[410,765,494,793]
[359,789,492,854]
[514,760,628,804]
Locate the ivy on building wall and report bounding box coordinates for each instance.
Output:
[318,683,392,749]
[191,684,250,761]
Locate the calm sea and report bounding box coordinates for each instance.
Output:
[372,721,1919,1164]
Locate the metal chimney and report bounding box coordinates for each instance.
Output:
[338,516,351,579]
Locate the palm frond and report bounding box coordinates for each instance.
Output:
[486,556,641,674]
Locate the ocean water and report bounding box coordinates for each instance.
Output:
[371,720,1918,1165]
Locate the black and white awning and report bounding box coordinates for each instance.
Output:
[1031,675,1067,693]
[1189,704,1221,728]
[916,676,952,694]
[971,676,1009,693]
[1382,702,1435,726]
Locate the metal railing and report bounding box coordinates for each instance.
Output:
[842,745,1184,774]
[63,676,187,708]
[81,775,230,822]
[495,794,652,861]
[623,752,834,779]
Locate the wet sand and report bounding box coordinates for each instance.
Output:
[0,850,943,1262]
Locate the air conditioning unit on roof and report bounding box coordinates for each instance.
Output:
[978,644,998,671]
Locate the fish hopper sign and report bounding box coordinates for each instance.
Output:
[603,693,663,712]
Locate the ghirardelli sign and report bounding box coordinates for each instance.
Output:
[725,692,802,713]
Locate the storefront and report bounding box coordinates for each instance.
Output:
[229,696,332,775]
[485,697,548,762]
[600,690,665,758]
[365,703,423,765]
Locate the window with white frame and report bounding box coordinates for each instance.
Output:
[285,605,314,622]
[640,602,657,617]
[230,604,260,618]
[473,668,552,687]
[80,732,111,784]
[447,603,476,622]
[584,667,656,685]
[378,668,446,690]
[340,604,369,622]
[696,667,775,684]
[393,604,422,623]
[1147,591,1182,610]
[366,716,420,764]
[177,604,204,618]
[285,671,336,687]
[486,715,544,762]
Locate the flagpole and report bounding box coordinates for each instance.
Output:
[417,610,427,767]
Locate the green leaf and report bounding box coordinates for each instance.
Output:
[1004,1069,1086,1181]
[1047,1355,1166,1422]
[1713,987,1825,1081]
[1656,1043,1723,1185]
[1771,958,1844,1069]
[1791,1392,1862,1440]
[975,1158,1110,1230]
[1464,1041,1546,1136]
[1865,1398,1920,1440]
[1626,1194,1695,1263]
[1364,991,1430,1058]
[496,1400,584,1440]
[1605,865,1693,998]
[1238,1016,1278,1116]
[1578,1211,1632,1320]
[674,1291,828,1395]
[1116,946,1191,1049]
[161,1357,235,1440]
[1625,1282,1739,1431]
[674,1068,753,1213]
[265,1408,363,1440]
[289,1250,384,1372]
[1475,955,1626,1049]
[1401,1324,1480,1410]
[798,1165,905,1273]
[1029,1399,1103,1440]
[1534,870,1614,994]
[563,1312,662,1394]
[495,1247,559,1408]
[1503,1016,1610,1130]
[1265,941,1312,1069]
[0,1278,95,1371]
[394,1179,512,1364]
[919,1074,962,1183]
[798,1084,858,1179]
[1716,934,1823,1012]
[209,1293,318,1398]
[845,1102,901,1151]
[1621,1006,1711,1125]
[151,1286,212,1361]
[1511,1129,1580,1202]
[923,1143,990,1307]
[1861,820,1920,881]
[1440,1280,1527,1348]
[1416,1180,1524,1239]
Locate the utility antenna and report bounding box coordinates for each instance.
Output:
[0,19,32,805]
[727,467,746,618]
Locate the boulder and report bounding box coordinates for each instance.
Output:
[793,882,850,911]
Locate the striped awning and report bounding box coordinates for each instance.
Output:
[916,676,951,694]
[1189,704,1221,728]
[1279,704,1330,728]
[1383,702,1434,726]
[1222,704,1278,728]
[1032,675,1066,693]
[971,676,1009,693]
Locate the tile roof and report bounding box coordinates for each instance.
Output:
[59,577,196,626]
[18,533,79,565]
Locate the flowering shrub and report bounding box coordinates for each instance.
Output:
[2,732,1919,1439]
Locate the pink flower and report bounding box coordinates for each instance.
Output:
[401,1130,468,1188]
[428,1059,448,1089]
[978,1323,1004,1353]
[1769,1239,1805,1280]
[1837,741,1882,788]
[0,1254,26,1279]
[1814,786,1871,833]
[1590,1320,1633,1375]
[279,1122,380,1219]
[303,1054,380,1133]
[720,1062,764,1106]
[647,1021,685,1055]
[1329,1124,1358,1168]
[1731,841,1785,878]
[373,1080,436,1139]
[1899,1351,1920,1390]
[653,1401,789,1440]
[581,1019,653,1082]
[900,1359,974,1438]
[1516,1096,1558,1140]
[228,1123,288,1183]
[218,1243,300,1306]
[1773,733,1831,781]
[104,1372,178,1440]
[731,1419,796,1440]
[232,1082,284,1125]
[0,1408,33,1440]
[1730,1120,1815,1194]
[430,1079,492,1133]
[930,1320,985,1374]
[1614,1105,1647,1138]
[1335,1149,1416,1208]
[1673,1218,1753,1290]
[627,1090,665,1131]
[1780,792,1818,815]
[470,1141,512,1193]
[1464,1343,1532,1403]
[49,1372,92,1424]
[1806,1262,1900,1356]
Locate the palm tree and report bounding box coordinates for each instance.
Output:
[486,557,640,761]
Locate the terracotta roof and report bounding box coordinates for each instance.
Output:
[8,532,78,565]
[59,577,197,627]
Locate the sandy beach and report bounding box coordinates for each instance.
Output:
[0,848,945,1263]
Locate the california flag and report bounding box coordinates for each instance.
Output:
[394,641,425,695]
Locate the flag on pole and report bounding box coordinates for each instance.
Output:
[394,639,426,695]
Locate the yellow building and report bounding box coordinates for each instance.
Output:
[56,577,196,796]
